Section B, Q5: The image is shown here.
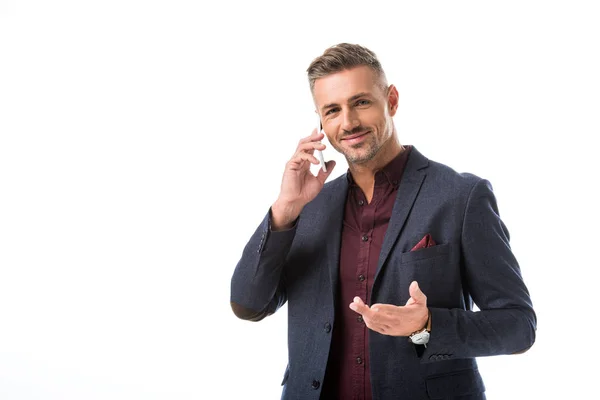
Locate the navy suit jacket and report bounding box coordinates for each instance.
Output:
[231,146,536,400]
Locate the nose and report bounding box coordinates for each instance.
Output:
[340,108,360,133]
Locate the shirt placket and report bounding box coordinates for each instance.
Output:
[351,186,381,400]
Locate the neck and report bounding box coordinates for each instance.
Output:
[348,137,404,203]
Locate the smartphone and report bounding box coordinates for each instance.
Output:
[315,119,327,172]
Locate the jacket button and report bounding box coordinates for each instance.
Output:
[311,380,320,389]
[324,323,331,333]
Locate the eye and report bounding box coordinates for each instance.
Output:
[355,99,370,106]
[325,107,340,116]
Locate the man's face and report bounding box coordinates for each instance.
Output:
[313,66,398,165]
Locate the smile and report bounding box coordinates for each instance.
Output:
[342,131,370,145]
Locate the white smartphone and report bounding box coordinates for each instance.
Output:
[315,119,327,172]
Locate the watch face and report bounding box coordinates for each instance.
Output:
[411,331,430,345]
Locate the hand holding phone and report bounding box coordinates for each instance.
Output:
[270,123,334,230]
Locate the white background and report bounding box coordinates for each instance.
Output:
[1,1,599,399]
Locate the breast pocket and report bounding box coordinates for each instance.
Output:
[400,243,450,264]
[389,243,456,307]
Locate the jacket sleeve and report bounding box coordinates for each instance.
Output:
[230,209,296,321]
[421,179,537,362]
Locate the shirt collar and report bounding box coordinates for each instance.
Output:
[346,145,413,187]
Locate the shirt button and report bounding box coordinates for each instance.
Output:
[361,235,368,242]
[356,357,363,364]
[358,274,365,282]
[312,380,320,389]
[358,199,365,206]
[324,322,331,333]
[357,316,363,323]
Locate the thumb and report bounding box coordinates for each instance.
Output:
[409,281,427,304]
[316,160,336,183]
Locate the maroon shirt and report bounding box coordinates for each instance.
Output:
[322,146,412,400]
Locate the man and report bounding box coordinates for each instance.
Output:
[230,43,536,400]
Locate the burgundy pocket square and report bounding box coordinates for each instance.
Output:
[411,234,437,251]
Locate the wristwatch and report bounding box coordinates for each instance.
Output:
[409,309,432,347]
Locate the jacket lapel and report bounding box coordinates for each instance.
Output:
[373,147,429,287]
[324,175,348,307]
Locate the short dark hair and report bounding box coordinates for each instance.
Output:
[306,43,388,92]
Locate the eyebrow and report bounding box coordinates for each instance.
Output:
[321,92,372,113]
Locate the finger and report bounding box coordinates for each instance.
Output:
[377,323,393,332]
[297,141,326,154]
[370,303,395,312]
[365,322,391,335]
[368,308,385,325]
[288,152,320,168]
[408,281,427,304]
[368,305,396,324]
[350,298,393,333]
[363,311,392,334]
[298,131,325,146]
[371,303,406,313]
[348,296,370,315]
[352,303,395,334]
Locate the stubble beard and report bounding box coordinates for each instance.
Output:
[344,135,381,165]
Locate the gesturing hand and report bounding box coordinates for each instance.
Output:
[349,281,429,336]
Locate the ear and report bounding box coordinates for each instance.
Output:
[314,109,321,121]
[387,84,399,117]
